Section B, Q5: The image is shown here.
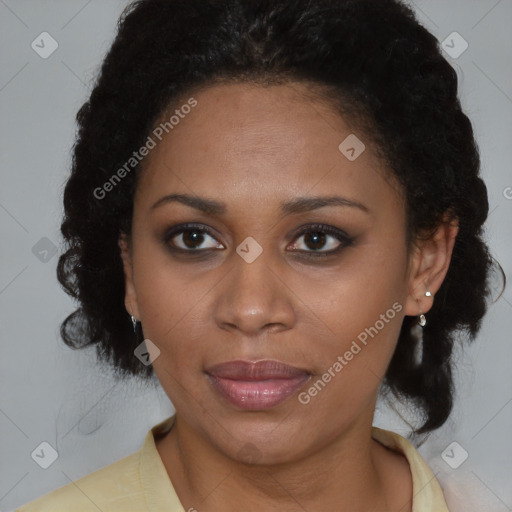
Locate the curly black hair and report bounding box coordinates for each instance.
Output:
[57,0,498,436]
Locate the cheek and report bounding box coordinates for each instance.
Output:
[293,244,406,381]
[301,240,405,327]
[297,283,404,419]
[133,260,208,372]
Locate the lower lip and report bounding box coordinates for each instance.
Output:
[207,374,311,410]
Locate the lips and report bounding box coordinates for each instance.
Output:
[205,359,311,410]
[206,359,310,380]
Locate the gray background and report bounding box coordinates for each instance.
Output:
[1,1,511,510]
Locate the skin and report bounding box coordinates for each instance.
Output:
[118,82,459,511]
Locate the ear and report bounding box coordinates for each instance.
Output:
[118,232,141,320]
[403,214,459,317]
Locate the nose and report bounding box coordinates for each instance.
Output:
[213,246,296,337]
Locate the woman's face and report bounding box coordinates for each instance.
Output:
[120,82,424,463]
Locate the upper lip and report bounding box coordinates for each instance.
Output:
[206,359,311,380]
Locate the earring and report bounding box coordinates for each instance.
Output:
[131,315,139,333]
[417,290,432,327]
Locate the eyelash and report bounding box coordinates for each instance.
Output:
[162,223,354,259]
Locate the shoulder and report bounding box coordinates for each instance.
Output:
[15,451,144,511]
[16,416,178,512]
[371,426,451,512]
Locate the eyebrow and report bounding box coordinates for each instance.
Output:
[150,193,370,216]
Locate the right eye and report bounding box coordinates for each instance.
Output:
[163,223,224,252]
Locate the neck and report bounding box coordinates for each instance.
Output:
[155,409,407,512]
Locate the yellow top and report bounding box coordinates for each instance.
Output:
[16,415,450,511]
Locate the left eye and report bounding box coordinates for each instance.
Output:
[288,224,353,255]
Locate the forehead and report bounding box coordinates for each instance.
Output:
[135,82,402,216]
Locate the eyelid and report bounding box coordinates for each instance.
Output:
[292,223,352,241]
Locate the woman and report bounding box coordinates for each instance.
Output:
[17,0,495,510]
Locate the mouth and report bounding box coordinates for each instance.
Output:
[205,359,312,410]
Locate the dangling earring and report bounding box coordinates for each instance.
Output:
[418,291,432,327]
[131,315,139,333]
